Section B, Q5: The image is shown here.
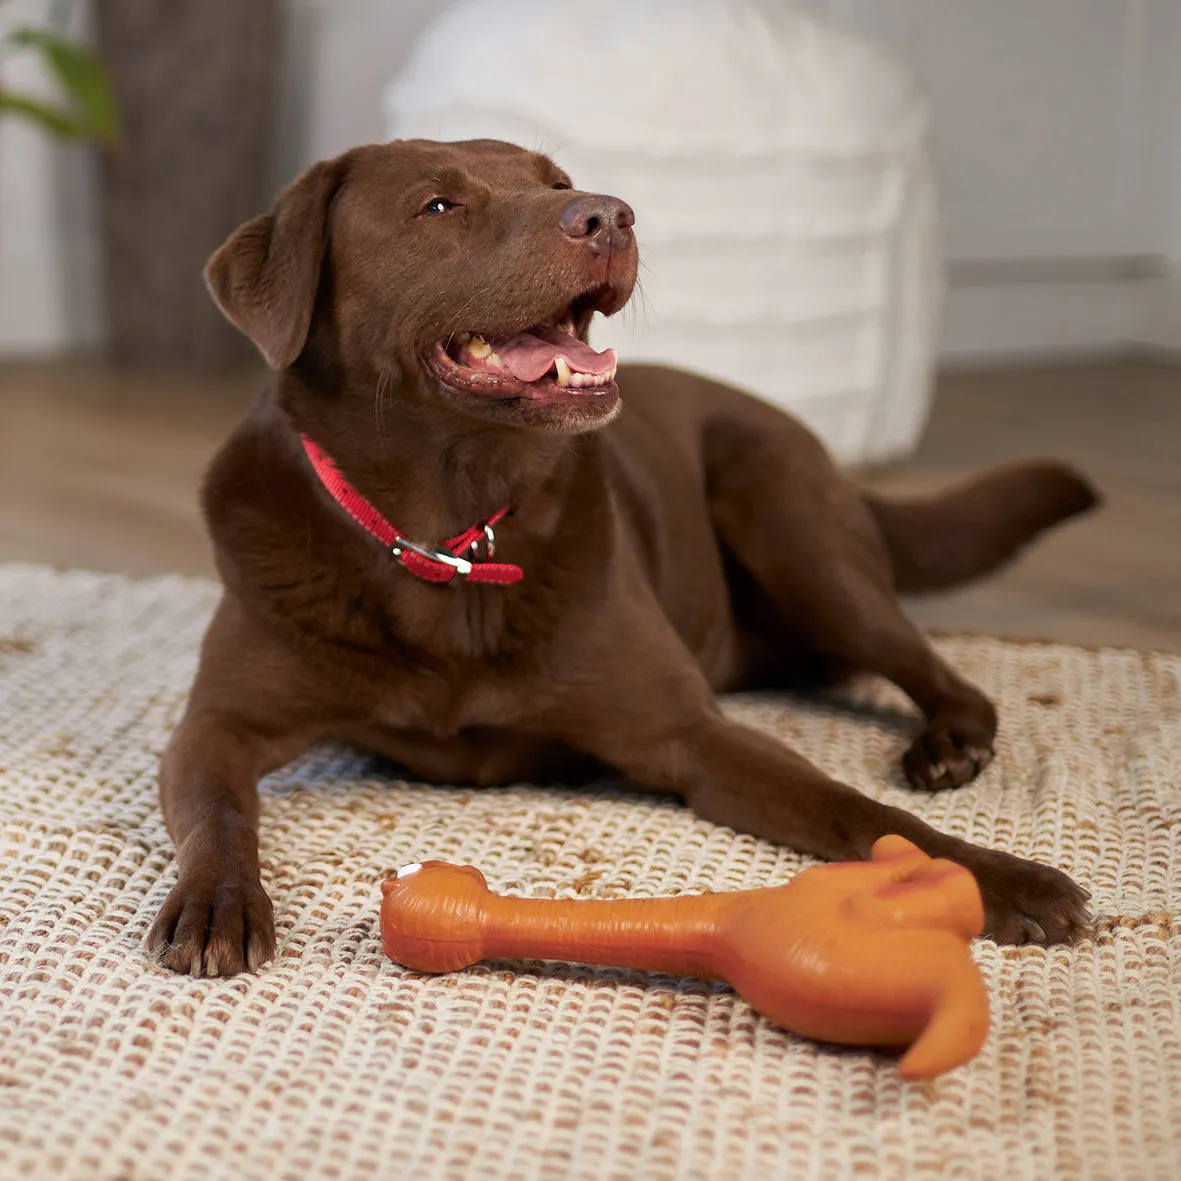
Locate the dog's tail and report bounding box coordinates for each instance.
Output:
[863,461,1100,596]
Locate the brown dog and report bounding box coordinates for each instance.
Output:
[148,138,1098,976]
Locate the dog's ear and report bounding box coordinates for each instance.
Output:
[204,158,345,370]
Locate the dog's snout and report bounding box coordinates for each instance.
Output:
[558,195,635,256]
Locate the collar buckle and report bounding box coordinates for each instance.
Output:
[391,537,474,579]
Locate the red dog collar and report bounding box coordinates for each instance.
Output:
[301,435,523,585]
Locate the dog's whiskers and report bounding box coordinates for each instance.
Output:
[374,367,392,438]
[442,277,503,341]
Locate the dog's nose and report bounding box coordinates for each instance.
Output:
[558,195,635,256]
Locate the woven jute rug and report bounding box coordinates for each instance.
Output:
[0,563,1178,1181]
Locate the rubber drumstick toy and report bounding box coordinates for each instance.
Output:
[380,834,989,1080]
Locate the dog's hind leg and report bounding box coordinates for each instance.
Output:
[702,410,1093,792]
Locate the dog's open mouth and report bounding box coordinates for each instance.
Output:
[429,286,619,403]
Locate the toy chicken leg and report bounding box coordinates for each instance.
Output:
[380,835,989,1080]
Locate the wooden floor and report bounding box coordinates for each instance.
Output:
[863,360,1181,654]
[0,358,1177,653]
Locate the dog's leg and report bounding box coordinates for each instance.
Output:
[556,647,1088,945]
[146,712,309,976]
[744,550,998,793]
[147,602,321,975]
[706,417,1005,790]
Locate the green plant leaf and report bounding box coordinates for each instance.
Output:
[6,27,117,140]
[0,87,94,139]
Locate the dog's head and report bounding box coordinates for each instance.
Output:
[206,138,638,434]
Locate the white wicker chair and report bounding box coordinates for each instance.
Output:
[385,0,942,465]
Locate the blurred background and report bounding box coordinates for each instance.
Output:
[0,0,1177,651]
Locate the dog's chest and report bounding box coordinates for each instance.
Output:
[367,599,528,738]
[369,663,512,736]
[383,576,517,661]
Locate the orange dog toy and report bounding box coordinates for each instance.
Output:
[380,835,989,1079]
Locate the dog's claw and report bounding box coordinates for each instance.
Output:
[1021,915,1047,943]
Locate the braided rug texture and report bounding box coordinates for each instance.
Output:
[0,564,1177,1180]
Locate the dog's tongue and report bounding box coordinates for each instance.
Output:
[492,325,617,383]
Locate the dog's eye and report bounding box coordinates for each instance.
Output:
[552,180,572,191]
[422,197,456,215]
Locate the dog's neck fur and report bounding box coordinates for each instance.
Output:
[278,369,592,548]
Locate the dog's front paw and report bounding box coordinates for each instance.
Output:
[147,872,275,976]
[968,848,1092,945]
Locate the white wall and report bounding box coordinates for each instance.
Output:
[806,0,1181,360]
[3,0,1181,360]
[1135,0,1181,354]
[278,0,444,179]
[0,0,101,354]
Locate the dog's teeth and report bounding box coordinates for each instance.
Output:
[467,334,491,359]
[486,350,505,369]
[607,364,617,382]
[554,356,572,387]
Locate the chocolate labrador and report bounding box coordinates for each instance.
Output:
[148,139,1098,976]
